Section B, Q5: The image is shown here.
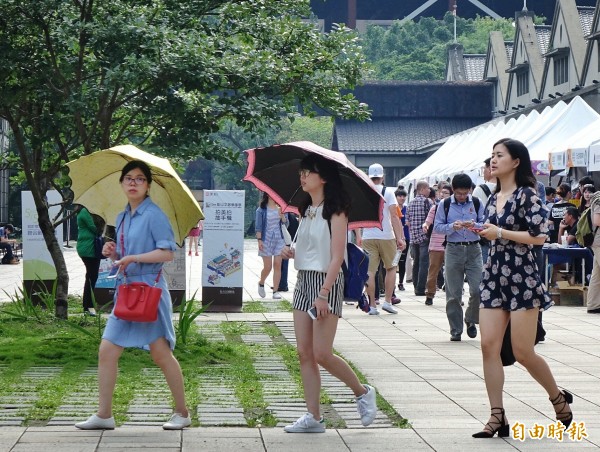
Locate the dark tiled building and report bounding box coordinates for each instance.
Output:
[332,81,493,183]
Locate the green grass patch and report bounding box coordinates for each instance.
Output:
[277,300,292,312]
[0,300,243,426]
[242,301,268,313]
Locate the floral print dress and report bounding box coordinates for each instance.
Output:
[480,186,553,311]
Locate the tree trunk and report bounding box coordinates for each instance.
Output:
[34,195,70,319]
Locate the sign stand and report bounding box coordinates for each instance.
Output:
[201,190,245,312]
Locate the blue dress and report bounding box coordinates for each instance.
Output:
[102,197,177,351]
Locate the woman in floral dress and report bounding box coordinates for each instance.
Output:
[473,138,573,438]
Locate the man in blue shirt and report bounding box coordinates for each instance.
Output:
[433,174,485,342]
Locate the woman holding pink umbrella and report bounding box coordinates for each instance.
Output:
[280,154,377,433]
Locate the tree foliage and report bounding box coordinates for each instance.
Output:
[0,0,369,317]
[362,14,518,81]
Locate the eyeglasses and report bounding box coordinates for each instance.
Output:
[298,169,314,178]
[122,176,147,185]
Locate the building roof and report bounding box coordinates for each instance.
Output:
[505,41,514,62]
[334,118,487,153]
[578,6,596,35]
[535,25,552,59]
[463,55,486,80]
[350,81,493,119]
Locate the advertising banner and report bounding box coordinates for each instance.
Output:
[21,191,63,303]
[588,144,600,171]
[201,190,245,311]
[567,149,587,168]
[21,190,63,280]
[548,151,566,171]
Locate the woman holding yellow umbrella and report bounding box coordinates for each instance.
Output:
[75,160,191,430]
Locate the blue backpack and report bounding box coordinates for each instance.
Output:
[325,221,370,306]
[343,242,370,302]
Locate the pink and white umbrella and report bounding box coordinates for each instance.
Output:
[244,141,384,230]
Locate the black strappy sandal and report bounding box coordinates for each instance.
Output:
[472,407,510,438]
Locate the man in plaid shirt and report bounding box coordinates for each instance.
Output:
[406,180,432,297]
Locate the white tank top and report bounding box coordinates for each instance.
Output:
[294,206,337,273]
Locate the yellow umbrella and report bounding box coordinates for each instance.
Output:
[66,145,203,246]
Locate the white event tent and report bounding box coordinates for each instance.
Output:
[401,96,600,186]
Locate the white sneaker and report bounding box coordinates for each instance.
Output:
[368,307,380,315]
[283,412,325,433]
[272,292,282,299]
[162,412,191,430]
[381,302,398,314]
[258,283,266,298]
[75,414,115,430]
[356,385,377,426]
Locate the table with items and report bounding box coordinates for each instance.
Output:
[542,244,593,289]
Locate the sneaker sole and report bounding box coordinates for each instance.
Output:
[163,424,191,430]
[381,307,398,314]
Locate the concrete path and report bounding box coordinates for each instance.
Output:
[1,240,599,450]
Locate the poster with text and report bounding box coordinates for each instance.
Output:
[201,190,245,288]
[588,144,600,171]
[21,190,63,280]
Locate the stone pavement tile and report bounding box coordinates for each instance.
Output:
[186,427,262,438]
[415,429,516,451]
[0,426,25,451]
[183,428,264,452]
[338,428,433,451]
[182,435,263,452]
[12,446,98,452]
[513,438,599,450]
[10,430,100,452]
[98,429,182,449]
[260,429,349,452]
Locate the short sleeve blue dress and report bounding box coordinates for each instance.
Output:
[102,197,177,351]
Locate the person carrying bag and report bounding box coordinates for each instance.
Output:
[76,160,191,432]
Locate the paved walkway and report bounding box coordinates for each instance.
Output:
[1,241,600,450]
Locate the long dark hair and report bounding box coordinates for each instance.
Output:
[492,138,536,192]
[259,192,269,209]
[298,154,350,221]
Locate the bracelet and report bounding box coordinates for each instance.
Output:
[257,238,262,241]
[497,228,503,240]
[321,287,330,293]
[317,294,328,300]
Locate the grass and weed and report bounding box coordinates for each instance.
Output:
[0,292,407,429]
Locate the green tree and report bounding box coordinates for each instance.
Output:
[210,116,333,232]
[362,13,528,81]
[0,0,370,318]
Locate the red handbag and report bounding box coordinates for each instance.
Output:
[115,280,162,322]
[113,223,162,322]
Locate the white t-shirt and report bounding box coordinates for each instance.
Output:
[361,185,397,240]
[294,206,337,273]
[472,182,497,206]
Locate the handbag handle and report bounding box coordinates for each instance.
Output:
[119,216,162,285]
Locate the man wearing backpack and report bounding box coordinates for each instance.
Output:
[472,157,496,265]
[587,192,600,313]
[362,163,406,315]
[433,174,485,341]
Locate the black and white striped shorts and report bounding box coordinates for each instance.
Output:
[293,270,344,317]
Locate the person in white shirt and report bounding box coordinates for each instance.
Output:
[362,163,406,315]
[472,157,497,264]
[280,154,377,433]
